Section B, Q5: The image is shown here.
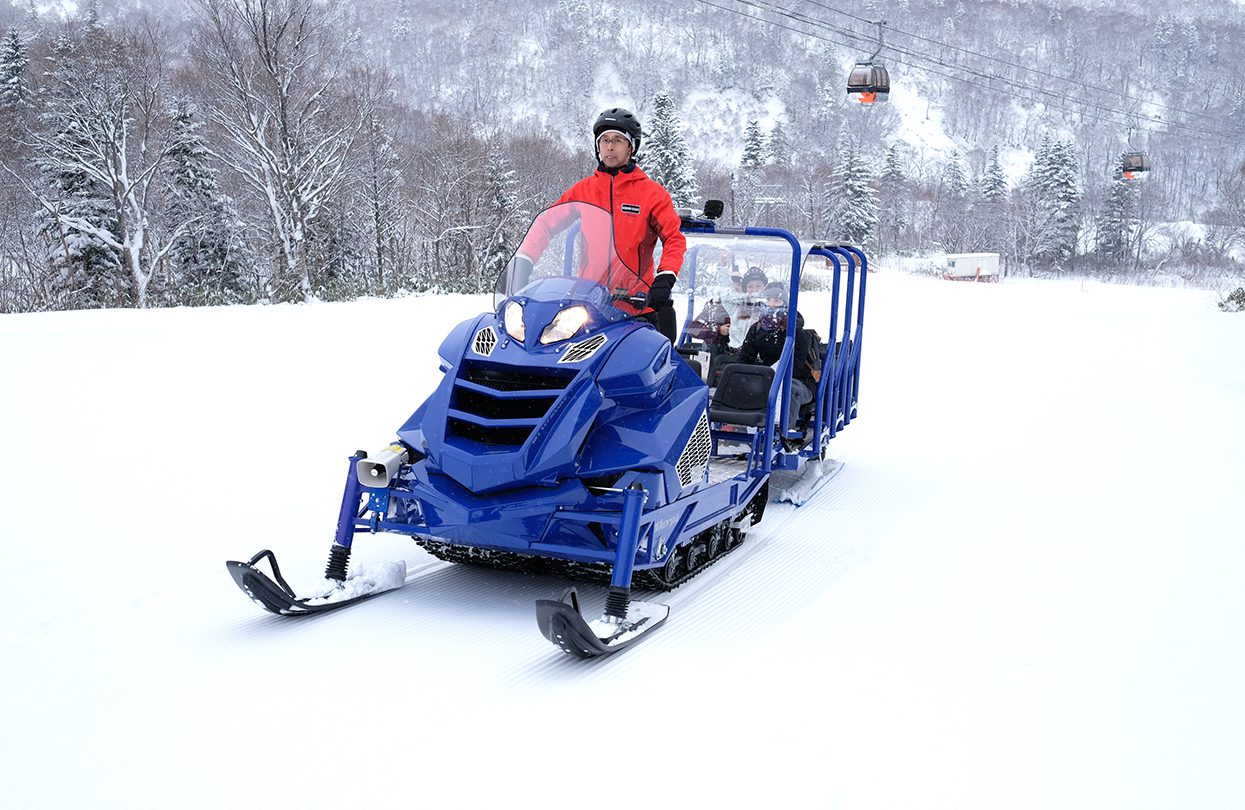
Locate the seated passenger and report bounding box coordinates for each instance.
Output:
[725,266,768,349]
[737,283,814,431]
[708,266,769,383]
[686,298,731,353]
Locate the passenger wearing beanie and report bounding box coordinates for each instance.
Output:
[705,265,771,384]
[518,107,686,343]
[737,281,815,432]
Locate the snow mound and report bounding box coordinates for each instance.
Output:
[304,560,408,605]
[771,457,845,506]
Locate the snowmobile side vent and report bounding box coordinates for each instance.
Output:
[472,325,499,356]
[558,333,608,364]
[675,411,712,488]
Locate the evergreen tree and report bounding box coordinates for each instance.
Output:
[767,120,790,167]
[305,203,362,301]
[876,143,909,255]
[1232,91,1245,124]
[1050,139,1081,263]
[161,100,252,306]
[392,0,413,40]
[881,144,905,184]
[943,150,969,198]
[1028,136,1080,267]
[1095,156,1139,265]
[80,0,103,30]
[825,128,878,245]
[976,146,1009,254]
[36,34,125,309]
[741,119,765,168]
[1151,14,1174,57]
[640,91,698,208]
[0,29,30,110]
[934,150,972,251]
[981,146,1007,202]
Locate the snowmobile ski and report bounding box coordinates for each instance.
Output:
[536,587,670,659]
[773,457,846,506]
[226,549,406,616]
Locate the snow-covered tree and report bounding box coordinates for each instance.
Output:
[881,143,904,185]
[1027,135,1080,268]
[932,150,972,251]
[981,146,1007,202]
[391,0,413,40]
[25,25,204,310]
[160,100,252,306]
[874,143,908,256]
[767,120,791,167]
[1095,156,1140,266]
[639,91,697,208]
[943,151,969,198]
[80,0,104,29]
[741,119,765,168]
[480,150,526,293]
[825,128,877,245]
[34,126,125,309]
[193,0,371,303]
[1151,14,1174,57]
[0,29,30,110]
[304,201,363,301]
[354,111,407,295]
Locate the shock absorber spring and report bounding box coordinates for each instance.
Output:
[604,586,630,621]
[324,543,351,582]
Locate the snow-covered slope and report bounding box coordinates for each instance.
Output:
[2,272,1243,809]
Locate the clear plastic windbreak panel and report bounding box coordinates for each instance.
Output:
[676,231,801,333]
[493,201,645,312]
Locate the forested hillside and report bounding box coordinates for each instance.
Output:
[1,0,1242,312]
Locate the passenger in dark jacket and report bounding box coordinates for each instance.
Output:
[738,283,814,430]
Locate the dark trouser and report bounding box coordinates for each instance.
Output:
[641,305,677,344]
[788,378,814,428]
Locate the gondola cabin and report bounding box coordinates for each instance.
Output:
[1122,151,1151,180]
[847,62,890,104]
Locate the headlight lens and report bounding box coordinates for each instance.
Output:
[503,300,525,341]
[540,305,589,344]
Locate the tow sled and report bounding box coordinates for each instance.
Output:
[227,200,867,657]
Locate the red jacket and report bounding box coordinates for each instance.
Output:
[554,163,687,285]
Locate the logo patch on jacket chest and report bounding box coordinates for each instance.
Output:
[620,203,641,215]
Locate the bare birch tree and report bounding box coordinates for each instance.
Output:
[190,0,370,302]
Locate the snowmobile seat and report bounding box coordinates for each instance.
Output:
[709,364,774,427]
[680,354,703,381]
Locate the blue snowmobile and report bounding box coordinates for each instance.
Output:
[227,200,868,658]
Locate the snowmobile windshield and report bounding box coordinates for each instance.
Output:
[493,202,647,320]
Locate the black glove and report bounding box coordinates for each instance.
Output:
[646,273,675,309]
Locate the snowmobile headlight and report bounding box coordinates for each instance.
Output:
[540,305,589,344]
[503,300,525,341]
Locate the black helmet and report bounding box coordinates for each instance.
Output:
[593,107,642,154]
